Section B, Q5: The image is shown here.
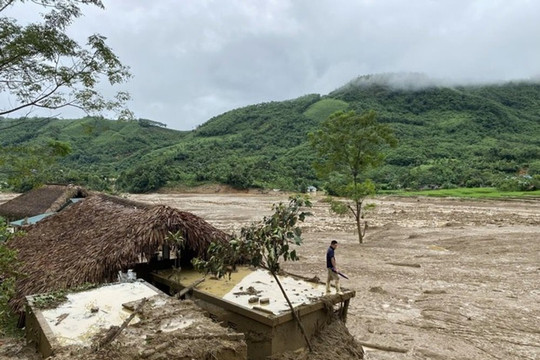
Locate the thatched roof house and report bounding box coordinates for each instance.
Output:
[0,184,87,221]
[7,193,230,312]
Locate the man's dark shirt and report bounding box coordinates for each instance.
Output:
[326,246,335,268]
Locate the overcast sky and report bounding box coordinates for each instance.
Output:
[6,0,540,130]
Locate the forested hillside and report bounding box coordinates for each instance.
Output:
[1,75,539,193]
[0,117,187,191]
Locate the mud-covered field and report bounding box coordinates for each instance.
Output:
[1,191,539,359]
[128,192,540,360]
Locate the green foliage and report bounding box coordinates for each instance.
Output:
[116,161,171,193]
[240,195,312,273]
[30,283,98,310]
[0,218,22,335]
[0,0,131,118]
[309,110,397,182]
[310,110,396,243]
[224,163,255,190]
[193,195,312,278]
[0,117,186,191]
[495,175,539,192]
[1,78,540,194]
[0,140,72,192]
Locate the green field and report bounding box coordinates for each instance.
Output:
[380,187,540,199]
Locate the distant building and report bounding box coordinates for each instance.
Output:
[0,184,87,222]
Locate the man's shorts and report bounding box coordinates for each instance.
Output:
[327,268,339,281]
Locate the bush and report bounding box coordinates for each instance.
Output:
[495,175,538,191]
[0,218,22,335]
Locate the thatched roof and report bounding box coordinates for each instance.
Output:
[7,193,230,311]
[0,184,87,221]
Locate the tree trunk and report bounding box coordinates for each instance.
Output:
[356,200,363,244]
[356,216,363,244]
[271,271,313,352]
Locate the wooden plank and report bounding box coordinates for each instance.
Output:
[359,341,408,353]
[176,278,205,299]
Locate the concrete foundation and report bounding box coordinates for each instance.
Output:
[151,270,355,360]
[25,281,162,358]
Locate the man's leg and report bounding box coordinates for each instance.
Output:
[326,269,332,294]
[335,279,342,294]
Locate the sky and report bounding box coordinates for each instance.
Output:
[4,0,540,130]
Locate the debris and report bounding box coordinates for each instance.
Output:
[93,297,147,351]
[358,341,408,353]
[55,313,69,326]
[386,262,421,268]
[369,286,387,294]
[423,289,447,295]
[176,278,205,299]
[233,285,262,296]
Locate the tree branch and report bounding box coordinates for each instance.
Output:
[0,0,15,13]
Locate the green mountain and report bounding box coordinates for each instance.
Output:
[1,74,539,193]
[0,117,187,191]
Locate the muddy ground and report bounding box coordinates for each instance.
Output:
[127,191,540,360]
[1,191,539,359]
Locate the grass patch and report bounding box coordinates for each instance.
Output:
[303,98,348,122]
[379,187,540,199]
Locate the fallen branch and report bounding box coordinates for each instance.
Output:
[271,271,313,352]
[359,341,408,353]
[386,262,421,268]
[176,278,205,299]
[93,297,147,351]
[55,313,69,326]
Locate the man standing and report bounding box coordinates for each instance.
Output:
[326,240,342,294]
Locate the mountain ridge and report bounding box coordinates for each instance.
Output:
[1,75,539,193]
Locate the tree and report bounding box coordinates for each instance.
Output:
[116,162,170,194]
[0,140,71,191]
[0,0,131,119]
[193,195,314,351]
[309,110,397,243]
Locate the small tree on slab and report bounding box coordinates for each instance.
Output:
[193,195,314,351]
[309,110,397,243]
